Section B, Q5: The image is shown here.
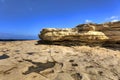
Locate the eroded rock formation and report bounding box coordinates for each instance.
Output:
[39,21,120,45]
[0,41,120,80]
[76,21,120,43]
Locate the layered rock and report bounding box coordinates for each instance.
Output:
[39,21,120,45]
[76,21,120,43]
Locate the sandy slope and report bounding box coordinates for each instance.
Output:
[0,40,120,80]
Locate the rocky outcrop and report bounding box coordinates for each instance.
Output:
[76,21,120,43]
[39,21,120,45]
[0,41,120,80]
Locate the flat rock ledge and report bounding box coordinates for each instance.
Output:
[39,21,120,47]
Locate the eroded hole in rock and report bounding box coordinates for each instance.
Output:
[86,65,94,68]
[27,52,34,55]
[18,60,23,63]
[14,50,20,52]
[69,60,74,62]
[27,52,36,55]
[23,59,55,75]
[98,71,103,76]
[71,73,82,80]
[72,63,78,66]
[0,54,9,60]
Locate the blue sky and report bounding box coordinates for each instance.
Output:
[0,0,120,36]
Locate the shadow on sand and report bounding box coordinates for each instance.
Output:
[23,59,55,75]
[36,40,120,51]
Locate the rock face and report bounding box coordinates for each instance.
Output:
[39,21,120,45]
[0,41,120,80]
[76,21,120,43]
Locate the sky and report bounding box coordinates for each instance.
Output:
[0,0,120,36]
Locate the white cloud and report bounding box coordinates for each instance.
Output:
[111,19,119,22]
[105,16,119,22]
[85,20,92,23]
[110,16,119,19]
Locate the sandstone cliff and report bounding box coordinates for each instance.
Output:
[39,21,120,46]
[76,21,120,43]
